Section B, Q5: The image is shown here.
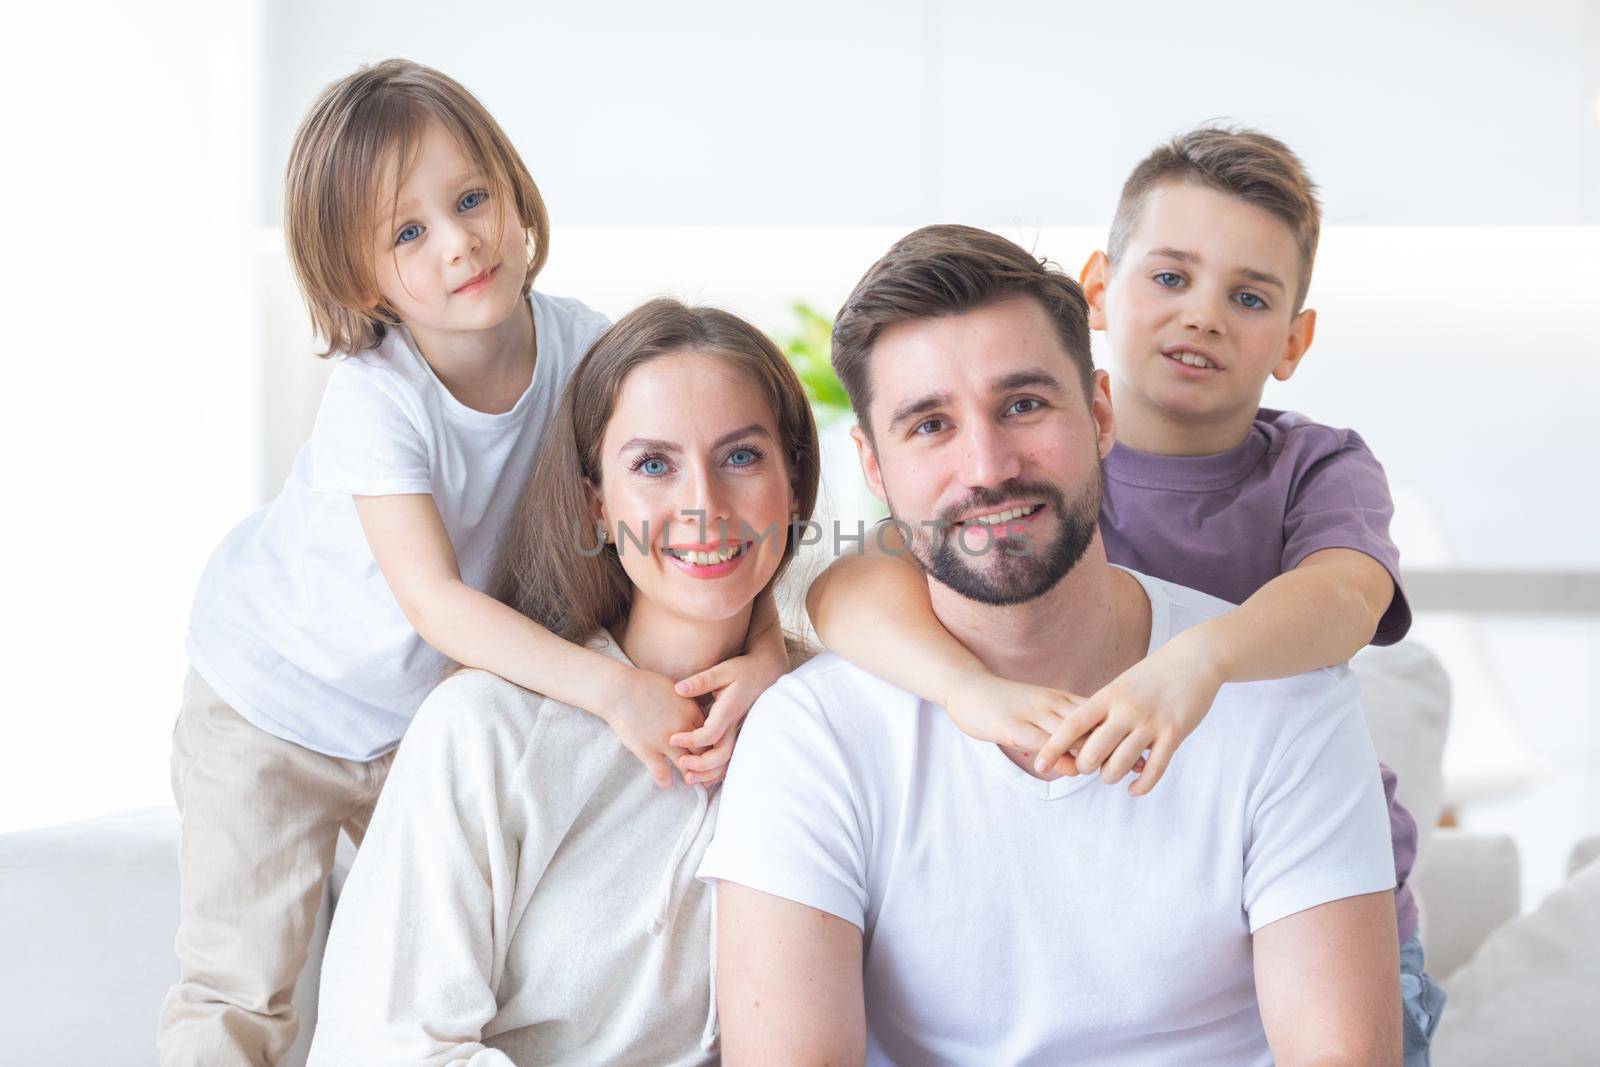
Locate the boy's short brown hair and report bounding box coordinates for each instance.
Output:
[284,59,550,357]
[831,224,1095,434]
[1107,126,1321,311]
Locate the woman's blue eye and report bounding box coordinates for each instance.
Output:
[1154,271,1183,288]
[396,224,423,245]
[638,457,669,476]
[727,448,757,467]
[1235,292,1266,310]
[458,190,487,212]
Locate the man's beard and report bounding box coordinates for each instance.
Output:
[894,467,1102,607]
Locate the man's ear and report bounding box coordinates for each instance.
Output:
[850,424,889,506]
[1272,307,1317,382]
[1089,369,1116,459]
[1079,251,1112,332]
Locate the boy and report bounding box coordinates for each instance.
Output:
[804,126,1442,1063]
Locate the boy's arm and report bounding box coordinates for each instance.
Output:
[1036,548,1395,792]
[805,525,1078,752]
[354,493,703,787]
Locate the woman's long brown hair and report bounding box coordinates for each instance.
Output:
[491,299,821,644]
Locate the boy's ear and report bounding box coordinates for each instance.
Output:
[1271,307,1317,382]
[850,424,889,506]
[1079,251,1111,332]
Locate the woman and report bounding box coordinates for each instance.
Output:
[307,299,820,1065]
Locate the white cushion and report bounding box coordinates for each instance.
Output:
[1431,853,1600,1066]
[1351,641,1451,862]
[0,807,329,1067]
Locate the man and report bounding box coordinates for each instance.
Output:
[698,225,1401,1066]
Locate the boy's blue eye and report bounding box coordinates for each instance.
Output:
[1235,292,1266,310]
[396,224,423,245]
[1154,272,1183,288]
[458,190,487,212]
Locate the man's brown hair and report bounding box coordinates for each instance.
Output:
[831,224,1095,434]
[1107,125,1321,311]
[284,58,550,357]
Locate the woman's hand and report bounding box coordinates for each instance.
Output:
[601,665,707,789]
[668,633,790,786]
[941,671,1085,759]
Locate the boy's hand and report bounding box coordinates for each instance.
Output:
[668,635,790,786]
[1033,631,1224,796]
[602,666,707,789]
[942,671,1085,758]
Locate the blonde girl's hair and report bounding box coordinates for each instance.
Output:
[284,58,550,357]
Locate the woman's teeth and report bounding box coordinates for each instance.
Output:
[665,543,745,565]
[967,504,1040,526]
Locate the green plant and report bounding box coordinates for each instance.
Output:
[780,302,852,426]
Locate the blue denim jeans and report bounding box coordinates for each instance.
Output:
[1401,933,1445,1066]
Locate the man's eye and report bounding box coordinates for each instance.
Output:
[914,418,945,436]
[1007,398,1042,415]
[396,224,424,245]
[1154,271,1183,288]
[1235,292,1267,310]
[458,190,487,212]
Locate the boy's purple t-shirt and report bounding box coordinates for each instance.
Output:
[1099,408,1419,943]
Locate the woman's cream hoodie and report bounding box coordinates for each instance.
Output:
[308,631,719,1066]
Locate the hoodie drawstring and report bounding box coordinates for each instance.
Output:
[642,782,719,1050]
[647,782,711,936]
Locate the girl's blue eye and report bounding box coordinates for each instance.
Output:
[396,224,423,245]
[1235,292,1266,310]
[1154,271,1183,288]
[640,457,669,476]
[458,190,487,212]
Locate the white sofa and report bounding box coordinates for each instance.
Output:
[2,643,1596,1066]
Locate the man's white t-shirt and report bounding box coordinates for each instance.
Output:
[185,289,609,760]
[698,568,1396,1067]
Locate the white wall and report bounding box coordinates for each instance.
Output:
[259,0,1600,226]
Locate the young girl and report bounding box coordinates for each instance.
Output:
[159,60,786,1066]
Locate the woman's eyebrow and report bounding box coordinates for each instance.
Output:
[616,424,772,458]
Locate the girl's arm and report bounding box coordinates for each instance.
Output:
[805,523,1079,754]
[668,587,791,786]
[1036,548,1395,794]
[355,492,702,787]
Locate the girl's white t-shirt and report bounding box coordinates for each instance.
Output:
[185,289,610,760]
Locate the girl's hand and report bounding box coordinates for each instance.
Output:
[669,635,790,786]
[1032,631,1223,796]
[603,666,707,789]
[941,671,1086,758]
